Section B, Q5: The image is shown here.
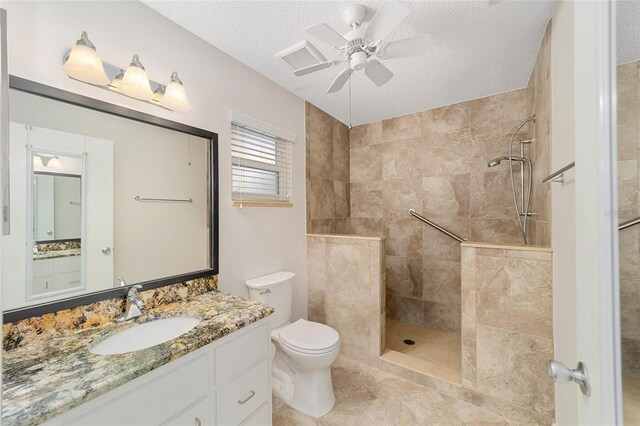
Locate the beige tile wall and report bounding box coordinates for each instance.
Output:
[526,22,552,246]
[461,243,554,424]
[349,89,540,333]
[618,59,640,379]
[306,102,350,234]
[307,234,385,359]
[346,22,551,333]
[304,23,551,337]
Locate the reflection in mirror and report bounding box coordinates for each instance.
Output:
[30,151,85,299]
[1,85,215,313]
[33,170,82,243]
[618,1,640,422]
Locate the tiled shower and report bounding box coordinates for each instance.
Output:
[306,22,554,424]
[618,57,640,417]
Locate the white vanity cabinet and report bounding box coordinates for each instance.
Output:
[43,320,271,426]
[31,256,81,296]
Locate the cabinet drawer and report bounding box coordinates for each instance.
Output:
[55,255,81,273]
[240,403,271,426]
[69,353,211,425]
[56,270,81,289]
[33,258,54,277]
[163,396,212,426]
[216,324,268,384]
[216,358,269,426]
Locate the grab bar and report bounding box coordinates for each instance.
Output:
[543,162,575,184]
[134,195,193,203]
[619,217,640,231]
[408,209,468,243]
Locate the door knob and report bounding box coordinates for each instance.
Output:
[548,360,591,396]
[101,247,111,254]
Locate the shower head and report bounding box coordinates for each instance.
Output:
[487,156,528,168]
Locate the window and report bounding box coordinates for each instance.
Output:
[231,119,293,206]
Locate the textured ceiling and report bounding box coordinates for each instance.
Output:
[143,1,558,126]
[618,0,640,65]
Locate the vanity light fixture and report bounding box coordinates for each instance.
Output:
[119,55,154,101]
[160,72,192,112]
[108,70,124,91]
[62,31,110,86]
[152,85,165,104]
[34,153,61,168]
[62,32,192,112]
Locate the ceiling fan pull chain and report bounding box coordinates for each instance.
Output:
[348,57,352,130]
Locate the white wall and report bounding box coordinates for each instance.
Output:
[550,1,578,423]
[2,1,308,320]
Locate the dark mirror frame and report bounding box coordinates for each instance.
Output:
[4,76,219,323]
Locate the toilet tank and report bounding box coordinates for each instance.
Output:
[245,271,294,329]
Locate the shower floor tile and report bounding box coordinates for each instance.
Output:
[383,318,461,384]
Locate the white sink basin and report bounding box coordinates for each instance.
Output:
[91,317,200,355]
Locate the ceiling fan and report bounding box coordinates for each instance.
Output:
[295,1,430,94]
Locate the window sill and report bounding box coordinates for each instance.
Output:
[232,201,293,208]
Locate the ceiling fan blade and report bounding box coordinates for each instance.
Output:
[326,68,353,94]
[306,23,348,49]
[293,61,335,76]
[364,60,393,87]
[365,1,410,42]
[379,35,431,59]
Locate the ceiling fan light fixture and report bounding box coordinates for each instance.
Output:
[351,51,368,71]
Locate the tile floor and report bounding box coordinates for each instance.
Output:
[272,355,513,425]
[624,377,640,425]
[384,318,462,384]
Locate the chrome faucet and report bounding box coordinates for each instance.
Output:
[116,284,147,323]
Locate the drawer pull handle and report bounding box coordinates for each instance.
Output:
[194,417,201,426]
[237,390,255,404]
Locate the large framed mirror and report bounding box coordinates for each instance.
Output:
[2,76,219,321]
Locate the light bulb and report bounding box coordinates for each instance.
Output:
[160,72,192,112]
[33,155,44,169]
[119,55,153,101]
[62,31,110,86]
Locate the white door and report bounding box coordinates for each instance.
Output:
[83,136,114,290]
[551,1,622,424]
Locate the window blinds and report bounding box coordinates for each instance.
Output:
[231,122,292,203]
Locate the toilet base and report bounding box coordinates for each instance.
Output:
[273,367,336,418]
[271,344,337,418]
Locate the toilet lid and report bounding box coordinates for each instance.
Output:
[278,319,340,353]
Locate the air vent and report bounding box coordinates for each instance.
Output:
[276,41,327,71]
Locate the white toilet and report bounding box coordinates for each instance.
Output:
[246,271,340,418]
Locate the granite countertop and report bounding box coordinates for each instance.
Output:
[2,291,274,426]
[33,248,81,260]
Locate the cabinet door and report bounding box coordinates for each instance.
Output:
[32,275,53,294]
[69,353,210,425]
[162,397,212,426]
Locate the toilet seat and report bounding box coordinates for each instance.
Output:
[278,319,340,355]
